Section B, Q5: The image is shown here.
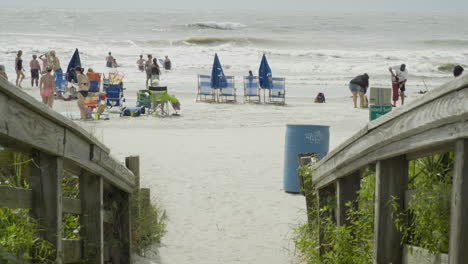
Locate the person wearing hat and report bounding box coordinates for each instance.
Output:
[389,64,408,106]
[454,65,464,77]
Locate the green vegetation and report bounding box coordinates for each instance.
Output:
[131,190,168,255]
[292,153,453,263]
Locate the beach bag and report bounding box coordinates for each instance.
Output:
[121,107,145,117]
[314,92,325,103]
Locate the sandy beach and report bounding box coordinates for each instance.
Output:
[20,85,395,263]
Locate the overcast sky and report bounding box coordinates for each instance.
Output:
[2,0,468,12]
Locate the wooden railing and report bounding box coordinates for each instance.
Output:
[0,77,138,264]
[308,74,468,264]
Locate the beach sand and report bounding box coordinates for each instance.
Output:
[23,86,411,263]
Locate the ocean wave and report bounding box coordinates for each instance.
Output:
[436,62,467,72]
[186,21,246,30]
[421,39,468,46]
[182,37,271,46]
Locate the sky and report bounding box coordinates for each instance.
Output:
[2,0,468,11]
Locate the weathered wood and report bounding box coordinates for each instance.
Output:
[63,239,83,264]
[374,155,408,264]
[405,143,454,161]
[315,119,468,188]
[125,156,140,190]
[0,77,110,153]
[29,151,63,264]
[449,139,468,264]
[313,86,468,187]
[79,173,103,264]
[336,171,360,226]
[64,130,91,166]
[62,197,82,215]
[0,92,8,134]
[403,244,448,264]
[5,99,65,156]
[0,185,32,209]
[119,191,132,264]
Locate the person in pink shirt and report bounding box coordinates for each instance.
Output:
[30,54,41,87]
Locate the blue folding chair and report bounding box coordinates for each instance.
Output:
[219,76,236,103]
[269,77,286,105]
[244,76,260,103]
[196,74,215,102]
[104,83,125,110]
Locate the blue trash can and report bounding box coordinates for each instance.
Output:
[283,124,330,193]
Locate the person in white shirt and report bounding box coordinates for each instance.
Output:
[389,64,408,106]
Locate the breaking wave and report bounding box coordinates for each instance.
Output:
[186,21,246,30]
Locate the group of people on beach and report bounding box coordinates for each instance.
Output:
[348,64,465,108]
[135,54,171,88]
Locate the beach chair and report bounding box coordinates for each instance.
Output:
[196,74,215,102]
[104,83,125,110]
[85,72,102,109]
[137,90,151,109]
[244,76,260,103]
[268,77,286,105]
[149,86,170,116]
[218,76,236,103]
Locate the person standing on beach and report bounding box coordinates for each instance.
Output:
[48,51,63,96]
[30,55,41,87]
[454,65,464,77]
[349,73,369,108]
[145,54,153,88]
[15,50,25,88]
[39,67,56,107]
[106,52,114,68]
[0,65,8,80]
[74,66,90,120]
[137,55,145,72]
[389,64,408,106]
[151,58,161,82]
[39,54,48,74]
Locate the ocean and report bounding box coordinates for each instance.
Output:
[1,8,467,98]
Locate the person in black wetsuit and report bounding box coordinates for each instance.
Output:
[15,50,25,88]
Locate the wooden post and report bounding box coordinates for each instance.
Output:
[125,156,140,191]
[449,139,468,264]
[79,172,103,264]
[29,151,63,264]
[336,171,361,226]
[374,155,408,264]
[124,156,140,261]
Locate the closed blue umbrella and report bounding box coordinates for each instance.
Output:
[259,54,272,89]
[211,53,225,88]
[66,48,81,83]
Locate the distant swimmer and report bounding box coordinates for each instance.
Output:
[248,70,253,76]
[137,55,145,72]
[145,54,153,88]
[39,67,56,107]
[0,65,8,80]
[454,65,464,77]
[151,58,161,82]
[389,64,408,106]
[39,54,48,74]
[163,55,172,70]
[15,50,25,88]
[106,52,114,68]
[112,59,120,68]
[349,73,369,108]
[30,54,41,88]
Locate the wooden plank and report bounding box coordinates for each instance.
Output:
[63,197,82,215]
[315,120,468,189]
[63,130,91,166]
[312,86,468,185]
[125,156,140,191]
[63,239,83,264]
[369,73,468,130]
[0,77,110,153]
[336,171,360,226]
[403,244,448,264]
[374,155,408,264]
[405,143,454,161]
[79,173,104,264]
[0,92,8,134]
[6,99,65,156]
[449,139,468,264]
[29,151,63,264]
[0,186,32,209]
